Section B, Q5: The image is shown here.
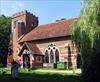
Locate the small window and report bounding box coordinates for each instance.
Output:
[36,56,42,63]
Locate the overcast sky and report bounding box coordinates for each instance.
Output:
[0,0,80,25]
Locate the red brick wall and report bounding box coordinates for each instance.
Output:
[30,54,43,68]
[8,11,38,63]
[29,36,77,68]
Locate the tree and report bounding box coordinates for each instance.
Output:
[72,0,100,82]
[0,15,11,67]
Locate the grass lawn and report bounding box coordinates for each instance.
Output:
[0,68,81,82]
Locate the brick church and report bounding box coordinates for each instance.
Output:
[8,10,79,69]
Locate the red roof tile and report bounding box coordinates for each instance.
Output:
[26,42,43,55]
[19,18,77,42]
[18,42,43,55]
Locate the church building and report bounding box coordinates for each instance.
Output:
[8,10,78,69]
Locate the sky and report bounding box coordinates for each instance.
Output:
[0,0,80,25]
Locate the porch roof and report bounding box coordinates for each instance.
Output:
[18,42,43,56]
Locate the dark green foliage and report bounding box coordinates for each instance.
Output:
[0,15,11,66]
[0,15,11,50]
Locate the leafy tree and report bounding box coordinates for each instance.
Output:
[0,15,11,66]
[72,0,100,82]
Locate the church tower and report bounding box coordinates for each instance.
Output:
[11,10,38,62]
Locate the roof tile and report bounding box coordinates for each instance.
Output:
[20,18,77,42]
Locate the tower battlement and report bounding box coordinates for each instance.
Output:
[12,10,36,18]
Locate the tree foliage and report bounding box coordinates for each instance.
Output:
[0,15,11,50]
[72,0,100,82]
[0,15,11,66]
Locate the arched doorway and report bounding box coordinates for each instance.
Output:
[23,54,30,68]
[18,45,31,69]
[23,49,30,69]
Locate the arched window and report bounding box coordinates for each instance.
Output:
[55,49,59,62]
[45,50,49,63]
[50,49,54,63]
[44,43,59,64]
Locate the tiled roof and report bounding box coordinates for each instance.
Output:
[26,42,43,55]
[19,18,77,42]
[18,42,43,55]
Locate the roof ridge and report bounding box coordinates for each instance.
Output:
[19,18,77,42]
